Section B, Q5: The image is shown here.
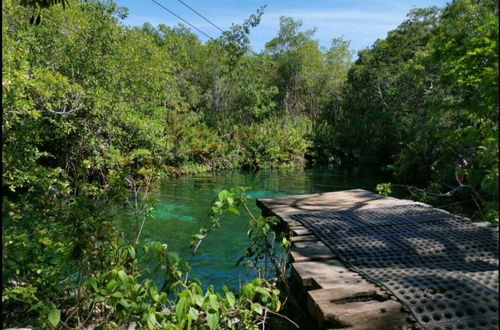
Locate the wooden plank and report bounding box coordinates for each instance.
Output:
[291,226,312,236]
[290,241,336,262]
[290,234,318,243]
[257,188,427,216]
[307,288,408,329]
[291,260,365,290]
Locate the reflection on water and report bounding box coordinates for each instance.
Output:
[117,166,389,290]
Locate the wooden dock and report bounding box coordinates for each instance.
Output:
[257,189,499,330]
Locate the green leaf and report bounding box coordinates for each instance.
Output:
[194,294,204,307]
[118,298,130,308]
[88,277,98,291]
[127,246,136,259]
[188,307,199,321]
[254,286,271,298]
[111,291,124,299]
[207,311,219,330]
[147,312,157,329]
[274,299,281,312]
[117,270,128,285]
[225,290,236,308]
[209,293,218,310]
[48,306,60,327]
[148,285,160,302]
[227,206,240,216]
[27,301,44,313]
[176,296,189,322]
[251,303,263,315]
[194,233,206,240]
[106,279,119,292]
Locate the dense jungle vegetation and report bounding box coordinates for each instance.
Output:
[2,0,498,328]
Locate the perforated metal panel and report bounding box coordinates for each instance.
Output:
[290,205,499,329]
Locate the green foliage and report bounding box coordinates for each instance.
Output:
[265,17,352,119]
[3,181,286,328]
[190,188,247,256]
[235,116,313,169]
[333,0,498,221]
[376,183,392,197]
[238,215,290,282]
[80,239,281,329]
[2,1,278,327]
[4,0,498,327]
[19,0,69,9]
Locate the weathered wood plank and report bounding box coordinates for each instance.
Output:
[291,260,365,290]
[290,240,336,263]
[308,288,408,329]
[291,226,312,236]
[257,188,426,216]
[290,234,318,243]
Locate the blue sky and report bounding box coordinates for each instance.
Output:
[116,0,450,54]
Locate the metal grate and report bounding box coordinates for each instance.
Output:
[290,205,499,329]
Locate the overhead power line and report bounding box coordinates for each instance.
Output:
[150,0,213,40]
[174,0,224,33]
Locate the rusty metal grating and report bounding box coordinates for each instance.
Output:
[290,205,499,329]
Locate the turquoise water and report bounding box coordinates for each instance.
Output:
[120,166,389,289]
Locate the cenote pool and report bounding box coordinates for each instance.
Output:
[118,166,390,290]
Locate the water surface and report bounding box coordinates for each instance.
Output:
[120,166,389,289]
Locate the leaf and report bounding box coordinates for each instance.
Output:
[127,246,136,259]
[194,294,204,307]
[207,311,219,330]
[251,303,263,315]
[188,307,199,320]
[176,296,189,322]
[147,312,157,329]
[88,277,98,291]
[27,301,44,313]
[106,279,119,292]
[148,286,160,302]
[275,299,281,312]
[194,233,206,240]
[209,293,218,310]
[225,290,236,308]
[40,237,52,246]
[48,306,60,327]
[118,298,130,308]
[111,291,124,299]
[254,287,271,298]
[227,206,240,216]
[117,270,128,285]
[218,190,228,202]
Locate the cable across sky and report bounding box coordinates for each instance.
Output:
[150,0,213,40]
[174,0,224,33]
